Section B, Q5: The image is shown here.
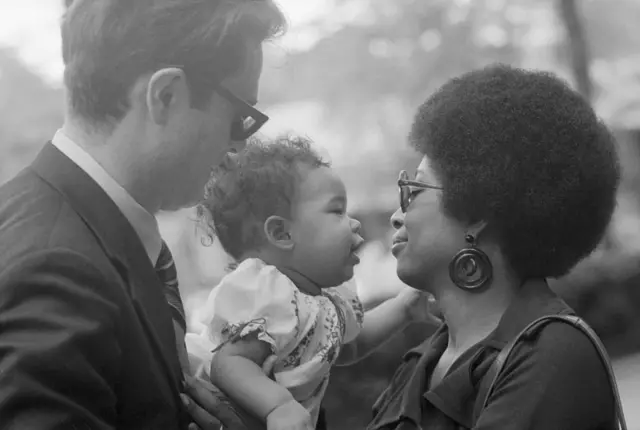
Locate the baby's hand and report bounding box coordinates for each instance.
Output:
[397,287,443,325]
[266,400,314,430]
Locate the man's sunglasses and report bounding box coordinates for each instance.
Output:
[216,85,269,141]
[397,170,443,213]
[160,66,269,141]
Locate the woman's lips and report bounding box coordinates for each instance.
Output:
[391,241,407,257]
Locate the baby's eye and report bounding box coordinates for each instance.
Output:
[330,207,346,215]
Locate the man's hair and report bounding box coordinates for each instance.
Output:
[198,136,330,260]
[61,0,286,128]
[410,63,620,279]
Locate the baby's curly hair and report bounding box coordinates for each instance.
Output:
[198,135,330,260]
[410,64,620,279]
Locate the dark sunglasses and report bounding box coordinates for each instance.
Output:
[159,65,269,141]
[216,85,269,141]
[398,170,443,213]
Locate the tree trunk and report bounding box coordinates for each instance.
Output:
[557,0,592,102]
[557,0,620,250]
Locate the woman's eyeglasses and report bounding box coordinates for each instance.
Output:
[397,170,443,213]
[216,85,269,141]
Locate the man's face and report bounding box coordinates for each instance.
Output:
[155,45,264,211]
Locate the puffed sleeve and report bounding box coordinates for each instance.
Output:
[324,278,364,344]
[204,259,304,358]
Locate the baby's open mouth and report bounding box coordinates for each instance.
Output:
[350,238,365,256]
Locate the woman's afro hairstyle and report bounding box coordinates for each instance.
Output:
[410,64,620,279]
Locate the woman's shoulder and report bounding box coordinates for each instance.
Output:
[502,318,615,408]
[525,319,605,366]
[478,319,617,428]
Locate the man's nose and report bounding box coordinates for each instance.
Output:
[229,139,247,154]
[390,207,404,230]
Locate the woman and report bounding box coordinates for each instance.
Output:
[368,64,622,430]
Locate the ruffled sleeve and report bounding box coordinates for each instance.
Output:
[324,278,364,344]
[204,258,303,358]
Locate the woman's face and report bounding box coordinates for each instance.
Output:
[390,156,465,291]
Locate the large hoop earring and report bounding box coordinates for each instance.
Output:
[449,233,493,291]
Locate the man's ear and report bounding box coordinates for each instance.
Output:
[146,67,189,126]
[264,215,294,251]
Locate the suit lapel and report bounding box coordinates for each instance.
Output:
[30,143,182,391]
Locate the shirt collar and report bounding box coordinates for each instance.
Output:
[405,278,573,358]
[51,129,163,264]
[399,278,574,428]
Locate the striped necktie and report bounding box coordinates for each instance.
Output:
[155,241,187,332]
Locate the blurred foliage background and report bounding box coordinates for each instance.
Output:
[2,0,640,428]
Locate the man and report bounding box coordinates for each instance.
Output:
[0,1,285,429]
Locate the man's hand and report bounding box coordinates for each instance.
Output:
[182,355,278,430]
[397,287,443,325]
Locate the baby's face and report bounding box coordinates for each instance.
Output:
[287,166,364,288]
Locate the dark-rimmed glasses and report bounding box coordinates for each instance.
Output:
[215,85,269,141]
[162,65,269,140]
[398,170,443,213]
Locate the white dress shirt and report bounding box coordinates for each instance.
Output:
[51,129,162,264]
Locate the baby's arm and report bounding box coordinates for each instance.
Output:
[337,293,411,365]
[337,288,437,365]
[210,334,312,429]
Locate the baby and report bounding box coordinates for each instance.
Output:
[186,136,430,430]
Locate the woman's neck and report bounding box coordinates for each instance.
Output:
[435,274,520,354]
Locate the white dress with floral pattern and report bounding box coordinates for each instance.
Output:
[185,258,365,425]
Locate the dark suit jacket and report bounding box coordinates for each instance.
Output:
[0,143,189,429]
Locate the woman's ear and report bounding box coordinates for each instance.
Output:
[264,216,294,250]
[466,220,489,243]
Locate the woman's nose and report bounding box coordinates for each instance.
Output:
[390,207,404,230]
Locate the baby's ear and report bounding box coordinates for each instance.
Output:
[264,216,294,250]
